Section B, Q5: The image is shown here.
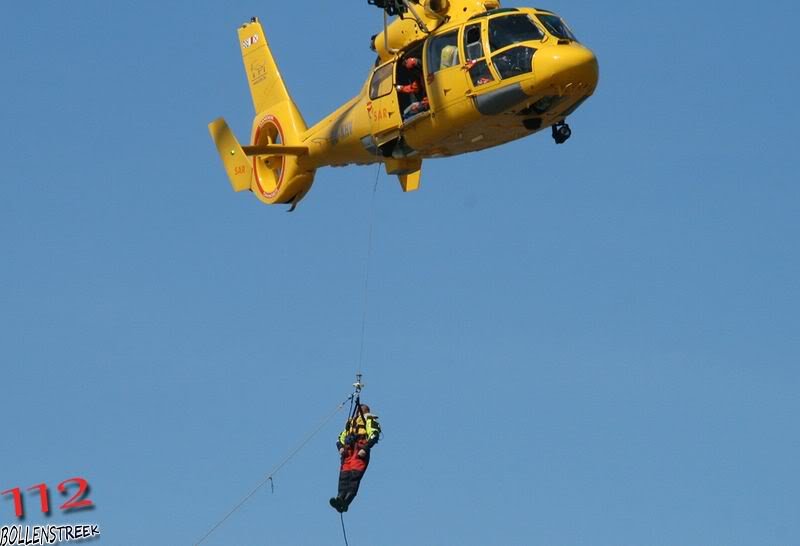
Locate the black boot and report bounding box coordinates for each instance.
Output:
[329,497,345,513]
[340,492,355,512]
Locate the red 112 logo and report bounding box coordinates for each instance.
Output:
[2,477,94,518]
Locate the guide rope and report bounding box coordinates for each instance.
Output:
[340,513,350,546]
[194,393,355,546]
[197,156,384,546]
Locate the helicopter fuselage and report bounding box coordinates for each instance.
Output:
[304,6,597,170]
[209,2,599,206]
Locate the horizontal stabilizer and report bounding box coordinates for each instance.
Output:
[208,117,252,192]
[242,144,308,156]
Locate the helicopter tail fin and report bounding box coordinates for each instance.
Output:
[238,18,307,131]
[208,117,252,192]
[224,17,315,207]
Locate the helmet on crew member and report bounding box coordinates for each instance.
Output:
[403,57,420,70]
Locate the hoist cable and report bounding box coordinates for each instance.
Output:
[357,164,381,374]
[194,394,354,546]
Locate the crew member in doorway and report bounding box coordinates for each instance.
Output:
[329,404,381,512]
[396,57,429,119]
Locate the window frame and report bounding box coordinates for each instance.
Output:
[369,61,395,100]
[461,21,498,87]
[536,14,578,42]
[490,45,537,80]
[425,29,461,74]
[487,13,545,54]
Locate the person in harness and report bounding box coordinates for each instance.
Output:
[329,403,381,513]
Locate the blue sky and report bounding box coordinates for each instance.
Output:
[1,0,798,544]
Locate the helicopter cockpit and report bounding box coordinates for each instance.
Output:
[473,11,578,83]
[365,6,587,149]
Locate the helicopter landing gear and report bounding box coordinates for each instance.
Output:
[551,121,571,144]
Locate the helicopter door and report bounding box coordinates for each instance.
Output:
[367,61,401,146]
[424,29,471,115]
[462,22,496,90]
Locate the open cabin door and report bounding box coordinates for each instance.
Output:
[367,61,402,146]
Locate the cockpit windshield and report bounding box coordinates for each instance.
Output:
[488,15,544,51]
[536,14,578,42]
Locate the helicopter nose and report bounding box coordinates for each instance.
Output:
[532,44,598,95]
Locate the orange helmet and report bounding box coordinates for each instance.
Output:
[403,57,420,70]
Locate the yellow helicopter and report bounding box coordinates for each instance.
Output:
[208,0,598,209]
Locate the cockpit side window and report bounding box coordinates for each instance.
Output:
[488,15,544,51]
[426,30,460,73]
[369,62,394,100]
[536,14,578,42]
[463,23,494,86]
[464,24,484,61]
[492,46,536,80]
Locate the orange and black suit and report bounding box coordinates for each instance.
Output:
[329,410,381,512]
